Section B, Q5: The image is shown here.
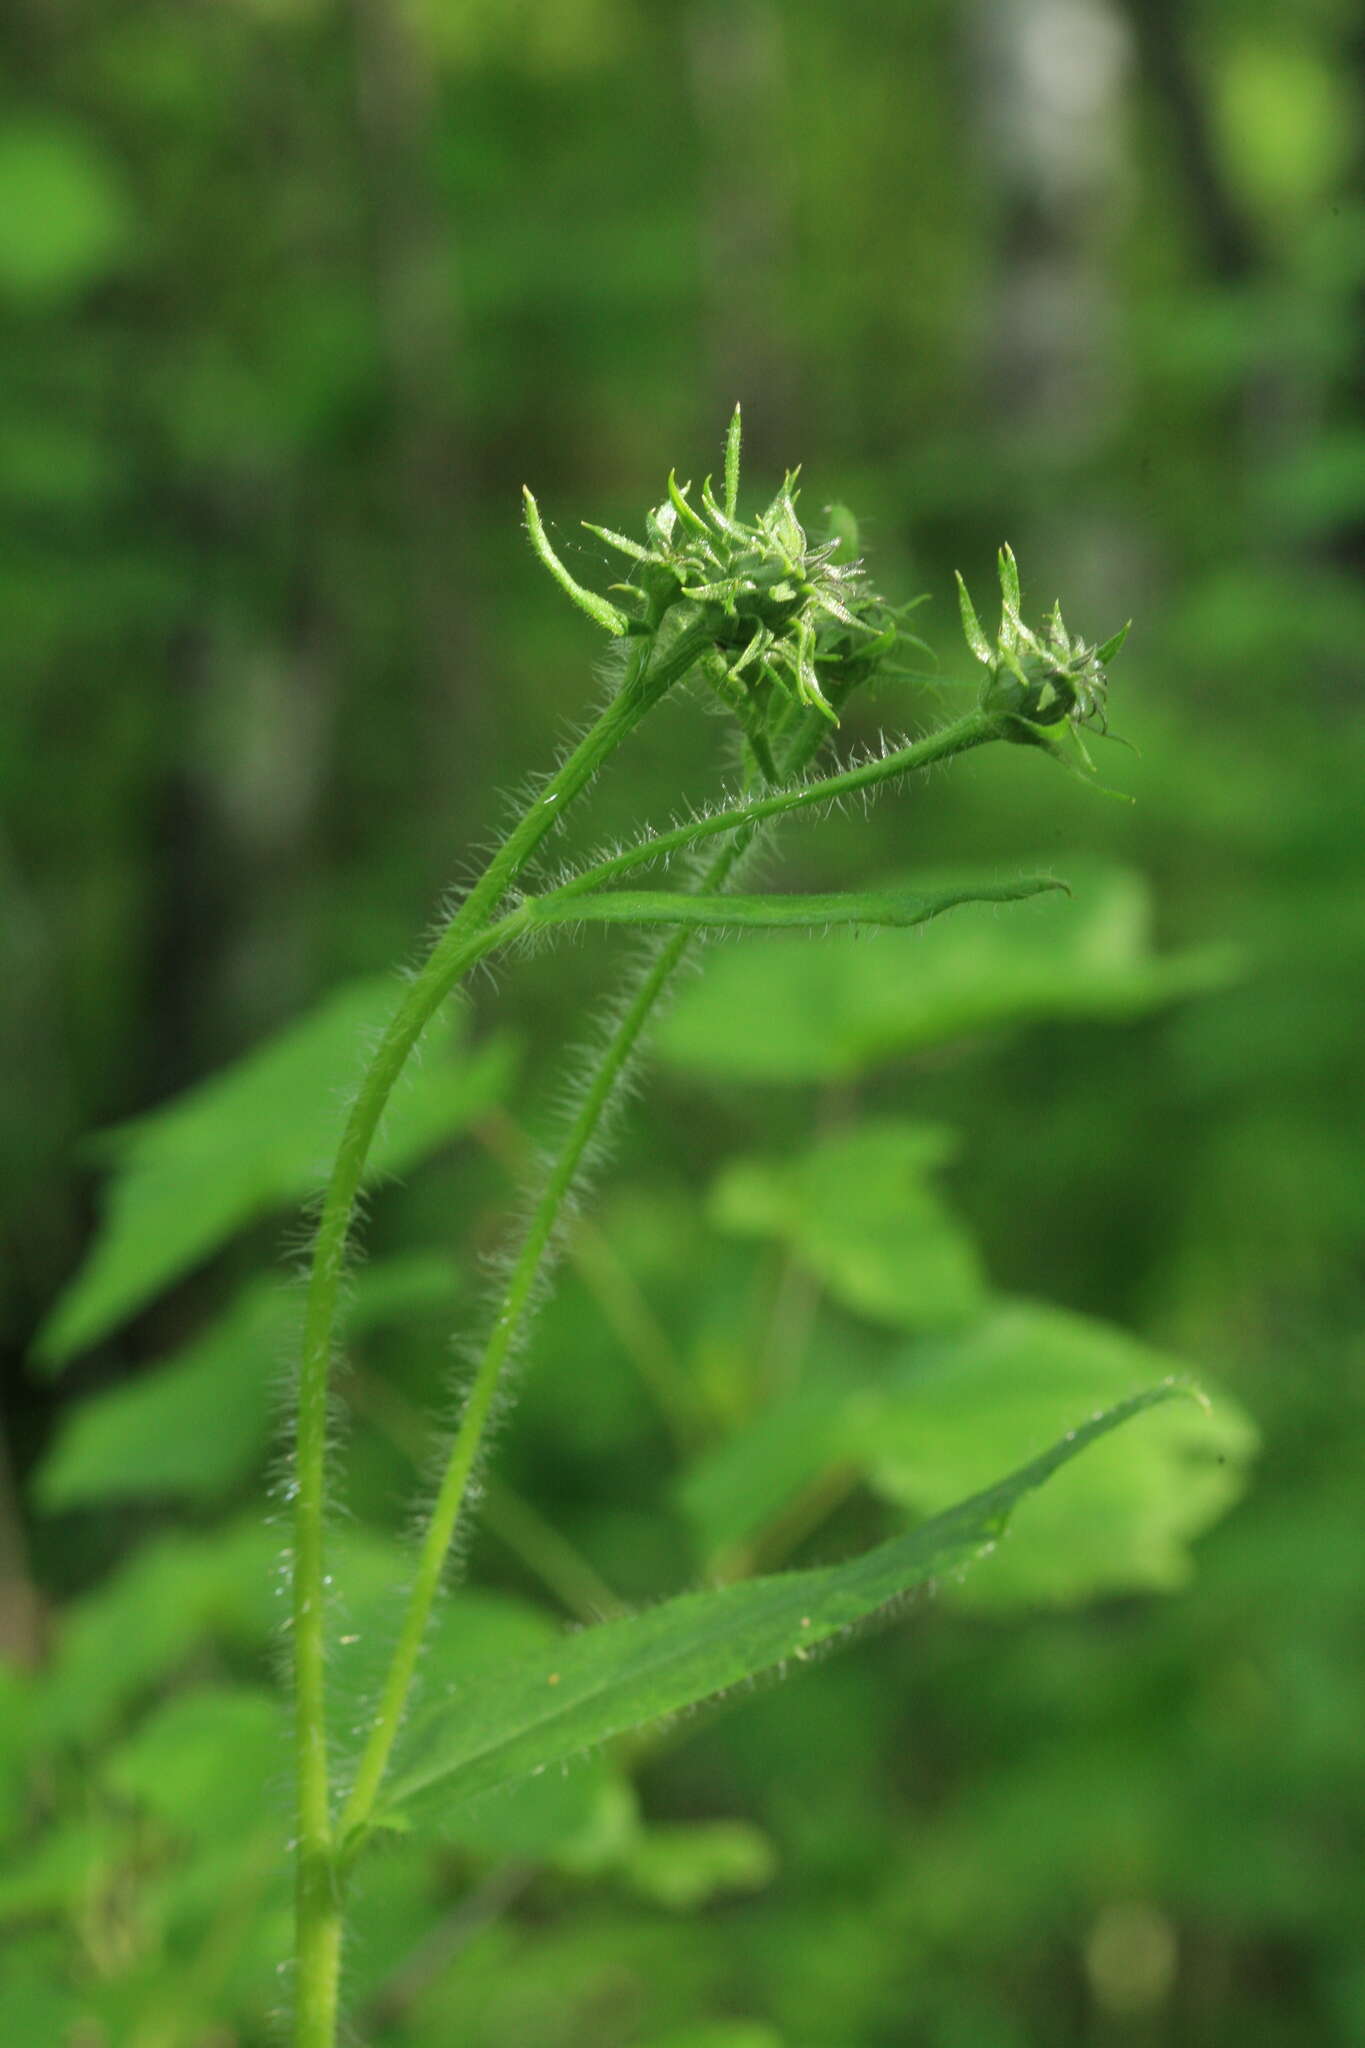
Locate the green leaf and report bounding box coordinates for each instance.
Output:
[0,1935,86,2037]
[34,978,512,1368]
[35,1279,289,1509]
[0,121,133,307]
[37,1521,285,1745]
[674,1381,849,1562]
[104,1686,281,1845]
[0,1818,123,1923]
[446,1758,635,1868]
[680,1300,1255,1605]
[33,1253,461,1509]
[823,501,861,563]
[644,2031,783,2048]
[581,519,652,563]
[339,1580,639,1866]
[657,862,1236,1082]
[373,1386,1183,1837]
[852,1301,1258,1606]
[621,1820,777,1910]
[531,876,1064,935]
[710,1121,985,1331]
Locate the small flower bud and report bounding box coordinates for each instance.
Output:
[535,418,923,748]
[956,546,1129,770]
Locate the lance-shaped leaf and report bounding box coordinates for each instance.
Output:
[526,875,1066,936]
[370,1385,1185,1841]
[677,1299,1256,1597]
[658,860,1237,1083]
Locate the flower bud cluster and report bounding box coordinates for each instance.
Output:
[956,545,1129,769]
[529,409,908,752]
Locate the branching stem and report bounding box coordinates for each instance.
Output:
[290,618,709,2044]
[538,709,999,907]
[335,702,1002,1857]
[292,618,1007,2039]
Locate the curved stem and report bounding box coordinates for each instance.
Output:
[337,885,719,1843]
[291,914,527,1874]
[338,703,1002,1846]
[540,709,998,908]
[291,618,709,2044]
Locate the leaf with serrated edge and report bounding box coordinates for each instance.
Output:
[371,1385,1186,1840]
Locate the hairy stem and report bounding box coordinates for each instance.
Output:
[292,1864,342,2048]
[539,708,999,907]
[291,618,709,2043]
[338,702,1002,1845]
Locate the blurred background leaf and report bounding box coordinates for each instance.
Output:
[710,1120,986,1329]
[34,980,512,1367]
[657,863,1235,1082]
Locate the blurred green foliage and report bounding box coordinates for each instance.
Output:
[2,0,1362,2042]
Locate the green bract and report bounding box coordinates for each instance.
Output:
[534,407,909,750]
[956,543,1130,770]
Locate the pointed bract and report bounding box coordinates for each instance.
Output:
[531,416,909,741]
[667,469,712,540]
[997,543,1022,615]
[1095,621,1132,665]
[523,488,630,636]
[582,520,652,563]
[724,405,742,521]
[955,572,992,665]
[954,545,1131,778]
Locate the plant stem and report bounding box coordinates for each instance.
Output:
[539,708,999,907]
[290,618,709,2044]
[292,1858,343,2048]
[475,1110,700,1448]
[337,703,1002,1847]
[347,1363,625,1621]
[291,910,525,2041]
[480,1479,629,1622]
